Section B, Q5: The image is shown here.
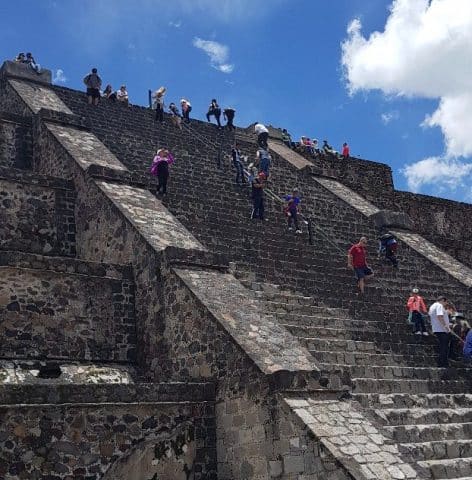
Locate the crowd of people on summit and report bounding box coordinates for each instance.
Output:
[14,56,469,367]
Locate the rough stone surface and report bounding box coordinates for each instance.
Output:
[370,210,414,231]
[1,60,52,84]
[8,79,72,114]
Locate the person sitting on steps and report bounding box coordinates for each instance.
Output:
[149,148,175,195]
[116,85,129,106]
[406,288,428,335]
[347,236,374,295]
[25,52,41,73]
[103,84,117,101]
[206,99,222,127]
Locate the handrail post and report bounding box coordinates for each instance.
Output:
[148,89,152,109]
[307,217,314,245]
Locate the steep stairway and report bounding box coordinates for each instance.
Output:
[241,278,472,479]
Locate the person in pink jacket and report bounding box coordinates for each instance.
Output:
[150,148,174,195]
[407,288,428,335]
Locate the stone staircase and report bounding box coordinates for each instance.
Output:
[240,278,472,479]
[0,73,466,478]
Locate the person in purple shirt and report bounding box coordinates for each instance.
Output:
[284,189,302,234]
[150,148,174,195]
[464,327,472,362]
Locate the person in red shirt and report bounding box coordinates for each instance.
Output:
[342,142,350,159]
[347,237,374,294]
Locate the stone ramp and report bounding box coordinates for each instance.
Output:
[314,176,472,288]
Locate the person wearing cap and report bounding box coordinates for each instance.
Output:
[251,172,266,220]
[428,296,451,368]
[153,87,166,122]
[406,288,428,335]
[116,85,129,106]
[149,148,175,195]
[180,98,192,123]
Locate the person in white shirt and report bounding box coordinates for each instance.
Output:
[428,296,451,368]
[254,122,269,149]
[116,85,129,106]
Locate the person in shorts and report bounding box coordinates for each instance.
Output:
[347,236,374,294]
[83,68,102,106]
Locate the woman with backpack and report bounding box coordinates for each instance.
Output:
[150,148,174,195]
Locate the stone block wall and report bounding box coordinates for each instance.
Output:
[0,400,215,480]
[0,252,136,362]
[394,190,472,267]
[0,112,32,169]
[0,168,76,256]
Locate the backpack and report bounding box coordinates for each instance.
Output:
[379,233,397,253]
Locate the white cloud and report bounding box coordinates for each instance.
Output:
[401,156,472,192]
[168,20,182,28]
[52,69,67,83]
[381,110,399,125]
[193,37,234,74]
[341,0,472,159]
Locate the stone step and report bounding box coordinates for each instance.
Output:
[320,363,469,383]
[399,440,472,462]
[286,324,436,343]
[354,393,472,410]
[303,337,437,356]
[416,457,472,479]
[384,423,472,443]
[276,312,410,330]
[352,378,472,395]
[312,350,437,367]
[376,408,472,426]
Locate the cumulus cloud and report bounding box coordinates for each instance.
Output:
[341,0,472,196]
[402,157,472,192]
[192,37,234,73]
[381,111,399,125]
[52,69,67,84]
[168,20,182,28]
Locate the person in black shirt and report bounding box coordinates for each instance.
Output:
[251,172,266,220]
[231,144,244,185]
[224,107,236,130]
[206,99,222,127]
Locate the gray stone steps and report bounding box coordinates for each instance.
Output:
[399,440,472,462]
[384,422,472,443]
[416,457,472,479]
[320,363,468,382]
[276,312,411,329]
[285,324,435,343]
[377,408,472,426]
[354,393,472,410]
[352,378,472,395]
[312,349,437,367]
[302,337,437,356]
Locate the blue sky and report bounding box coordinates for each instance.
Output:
[1,0,471,203]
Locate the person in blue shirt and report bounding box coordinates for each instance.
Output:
[257,148,272,179]
[284,189,302,234]
[463,325,472,362]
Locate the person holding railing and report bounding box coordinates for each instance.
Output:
[406,288,428,335]
[284,189,302,234]
[231,143,245,185]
